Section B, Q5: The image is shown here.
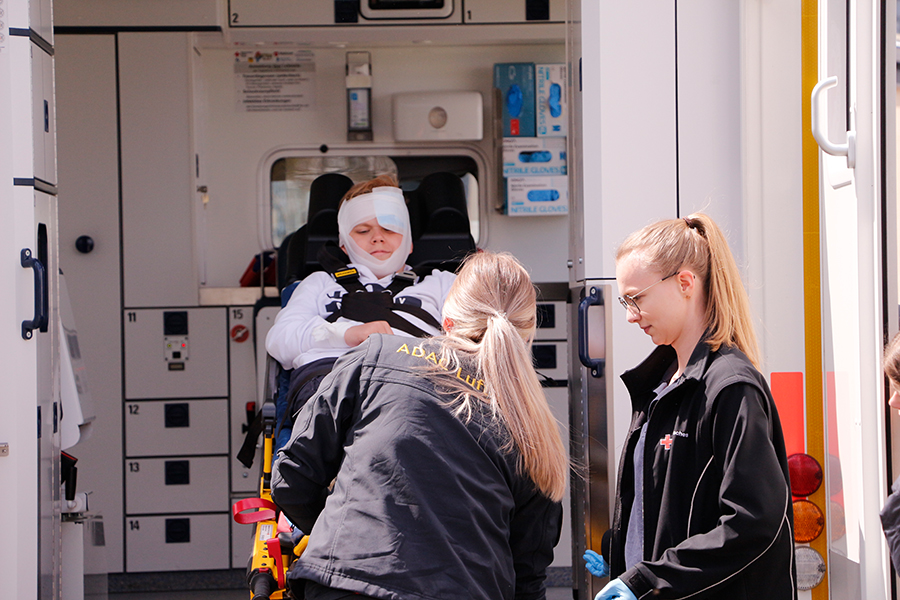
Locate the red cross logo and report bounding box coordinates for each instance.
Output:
[659,434,674,450]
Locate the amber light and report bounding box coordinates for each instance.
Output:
[788,453,823,497]
[793,499,825,543]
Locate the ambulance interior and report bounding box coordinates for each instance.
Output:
[52,1,579,596]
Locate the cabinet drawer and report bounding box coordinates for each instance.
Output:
[125,456,229,514]
[125,399,228,457]
[125,513,230,572]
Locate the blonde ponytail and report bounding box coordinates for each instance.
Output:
[616,213,761,368]
[434,252,568,502]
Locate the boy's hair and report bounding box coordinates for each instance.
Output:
[340,174,401,206]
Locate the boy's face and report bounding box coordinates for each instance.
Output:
[344,218,405,261]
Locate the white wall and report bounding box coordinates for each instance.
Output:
[194,41,571,287]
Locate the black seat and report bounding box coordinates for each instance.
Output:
[406,171,477,272]
[280,173,354,289]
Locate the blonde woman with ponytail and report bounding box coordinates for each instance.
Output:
[586,214,796,600]
[273,251,568,600]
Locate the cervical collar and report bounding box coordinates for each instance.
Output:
[338,186,412,279]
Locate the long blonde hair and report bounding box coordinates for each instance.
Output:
[434,251,568,502]
[616,213,761,368]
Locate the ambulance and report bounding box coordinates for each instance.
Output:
[0,1,896,599]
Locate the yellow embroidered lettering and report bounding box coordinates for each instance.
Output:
[412,345,425,358]
[476,379,485,392]
[425,352,438,365]
[397,344,410,355]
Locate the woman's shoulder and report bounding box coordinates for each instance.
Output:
[703,344,770,397]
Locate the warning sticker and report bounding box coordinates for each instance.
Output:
[235,50,316,112]
[258,523,274,541]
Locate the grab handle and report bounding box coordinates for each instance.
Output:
[577,286,605,378]
[811,76,856,168]
[21,248,48,340]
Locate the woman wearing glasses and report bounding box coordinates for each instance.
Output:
[585,213,796,600]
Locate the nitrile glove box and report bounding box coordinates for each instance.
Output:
[506,177,569,216]
[536,64,567,137]
[502,137,567,176]
[494,63,535,137]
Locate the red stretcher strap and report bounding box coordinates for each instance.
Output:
[232,497,278,524]
[267,537,286,588]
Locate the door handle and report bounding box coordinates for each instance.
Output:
[21,248,48,340]
[811,76,856,168]
[577,286,605,378]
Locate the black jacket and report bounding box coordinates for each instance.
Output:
[271,334,562,600]
[611,342,796,600]
[880,476,900,574]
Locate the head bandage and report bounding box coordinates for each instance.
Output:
[338,186,412,278]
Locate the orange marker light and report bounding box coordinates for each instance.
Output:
[793,499,825,543]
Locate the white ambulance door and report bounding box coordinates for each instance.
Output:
[0,0,61,597]
[811,0,894,596]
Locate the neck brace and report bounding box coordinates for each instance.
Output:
[338,186,412,279]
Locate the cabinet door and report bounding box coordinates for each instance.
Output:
[56,33,124,573]
[118,32,196,308]
[125,399,229,457]
[124,307,228,400]
[125,456,229,514]
[125,514,230,572]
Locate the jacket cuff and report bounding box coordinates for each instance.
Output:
[619,567,653,599]
[311,321,353,348]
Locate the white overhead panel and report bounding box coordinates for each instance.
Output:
[222,0,564,47]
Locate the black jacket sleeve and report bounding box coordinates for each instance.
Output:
[270,341,368,532]
[620,382,792,599]
[509,487,563,600]
[881,476,900,575]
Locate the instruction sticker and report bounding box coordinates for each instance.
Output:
[234,50,316,112]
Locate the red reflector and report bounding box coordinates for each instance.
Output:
[246,402,256,412]
[788,453,823,497]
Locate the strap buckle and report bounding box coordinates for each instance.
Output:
[333,267,360,283]
[392,270,418,286]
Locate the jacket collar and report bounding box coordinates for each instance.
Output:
[621,338,714,409]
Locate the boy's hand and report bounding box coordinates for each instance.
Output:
[345,321,393,346]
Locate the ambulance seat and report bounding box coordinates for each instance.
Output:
[406,171,476,272]
[279,172,353,290]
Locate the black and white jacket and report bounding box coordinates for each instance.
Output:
[610,341,797,600]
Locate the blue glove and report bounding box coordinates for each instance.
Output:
[594,578,637,600]
[583,549,609,578]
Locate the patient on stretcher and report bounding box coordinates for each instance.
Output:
[264,174,457,448]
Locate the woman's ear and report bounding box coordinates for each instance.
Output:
[442,317,454,332]
[678,270,696,297]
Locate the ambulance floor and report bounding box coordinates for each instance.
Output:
[108,588,573,599]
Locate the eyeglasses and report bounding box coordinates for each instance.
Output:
[617,271,679,314]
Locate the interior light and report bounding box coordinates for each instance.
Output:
[788,453,823,497]
[793,499,825,543]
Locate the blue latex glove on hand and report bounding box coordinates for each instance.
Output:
[594,578,637,600]
[583,549,609,578]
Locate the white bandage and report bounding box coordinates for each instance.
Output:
[338,187,412,278]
